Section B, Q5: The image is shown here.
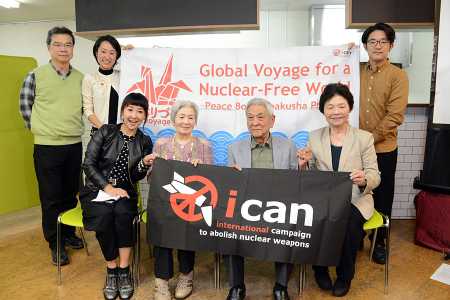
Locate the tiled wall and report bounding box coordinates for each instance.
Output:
[138,107,428,220]
[391,107,428,219]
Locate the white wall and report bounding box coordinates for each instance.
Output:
[0,20,96,74]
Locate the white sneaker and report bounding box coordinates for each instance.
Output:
[174,271,193,299]
[154,278,171,300]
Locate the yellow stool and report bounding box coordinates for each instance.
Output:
[363,210,390,294]
[56,205,89,285]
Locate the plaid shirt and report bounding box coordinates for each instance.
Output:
[19,62,72,129]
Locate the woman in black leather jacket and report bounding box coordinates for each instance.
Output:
[80,93,157,300]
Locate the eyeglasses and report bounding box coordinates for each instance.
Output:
[367,39,390,47]
[51,42,74,49]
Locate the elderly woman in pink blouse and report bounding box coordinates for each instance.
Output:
[150,100,212,300]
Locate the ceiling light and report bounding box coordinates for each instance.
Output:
[0,0,20,9]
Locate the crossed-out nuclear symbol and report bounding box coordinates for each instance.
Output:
[163,172,218,226]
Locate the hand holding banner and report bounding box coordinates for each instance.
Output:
[148,158,353,265]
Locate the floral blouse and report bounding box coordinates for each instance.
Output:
[153,136,213,165]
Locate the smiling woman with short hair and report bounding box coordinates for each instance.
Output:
[80,93,156,300]
[298,83,380,297]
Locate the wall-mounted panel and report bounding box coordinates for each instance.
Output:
[75,0,259,39]
[346,0,435,28]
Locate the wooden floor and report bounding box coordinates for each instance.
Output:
[0,206,449,299]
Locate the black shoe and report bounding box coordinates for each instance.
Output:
[372,244,386,265]
[118,268,134,300]
[314,270,332,291]
[51,247,69,266]
[332,278,351,297]
[104,269,119,300]
[64,234,84,249]
[226,285,246,300]
[273,285,290,300]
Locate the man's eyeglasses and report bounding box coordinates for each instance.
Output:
[51,42,74,49]
[367,39,390,47]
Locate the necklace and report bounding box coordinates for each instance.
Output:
[166,136,196,162]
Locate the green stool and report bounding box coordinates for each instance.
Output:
[56,205,89,285]
[363,210,390,294]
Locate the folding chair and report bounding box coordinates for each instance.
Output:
[56,205,89,285]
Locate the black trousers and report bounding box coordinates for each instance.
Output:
[33,143,82,249]
[153,246,195,280]
[313,205,365,282]
[373,148,397,243]
[83,197,137,261]
[225,255,293,288]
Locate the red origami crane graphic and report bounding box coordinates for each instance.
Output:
[127,55,192,107]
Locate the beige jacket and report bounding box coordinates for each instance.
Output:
[82,69,120,125]
[308,126,380,220]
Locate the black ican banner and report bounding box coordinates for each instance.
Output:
[148,159,353,265]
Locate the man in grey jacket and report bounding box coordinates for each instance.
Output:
[226,98,298,300]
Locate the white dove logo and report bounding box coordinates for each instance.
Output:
[163,172,218,226]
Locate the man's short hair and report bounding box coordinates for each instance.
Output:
[245,98,275,117]
[361,22,395,45]
[46,26,75,46]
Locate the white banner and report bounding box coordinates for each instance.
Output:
[120,46,360,165]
